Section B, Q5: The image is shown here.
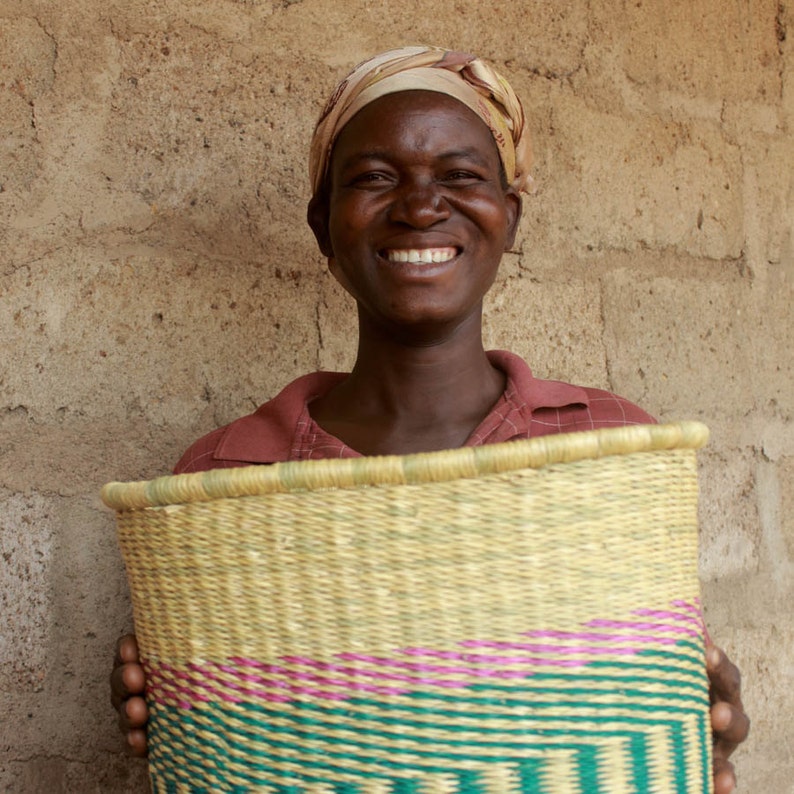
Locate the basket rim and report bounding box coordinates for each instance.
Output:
[101,420,708,512]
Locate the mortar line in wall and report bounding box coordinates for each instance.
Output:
[314,298,324,371]
[596,277,613,392]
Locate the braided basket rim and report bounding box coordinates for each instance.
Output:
[101,421,708,512]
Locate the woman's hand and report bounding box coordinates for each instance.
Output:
[110,634,149,757]
[707,643,750,793]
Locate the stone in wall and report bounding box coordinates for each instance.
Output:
[0,248,323,428]
[483,253,610,388]
[0,90,41,193]
[600,267,757,429]
[0,16,56,196]
[541,88,744,260]
[781,455,794,562]
[0,491,55,692]
[741,136,794,274]
[697,447,762,580]
[606,0,782,103]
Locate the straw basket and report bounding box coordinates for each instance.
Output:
[103,421,713,794]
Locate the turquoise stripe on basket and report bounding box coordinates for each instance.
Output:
[148,693,700,793]
[145,602,711,793]
[146,646,709,792]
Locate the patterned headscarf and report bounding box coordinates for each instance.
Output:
[308,46,534,196]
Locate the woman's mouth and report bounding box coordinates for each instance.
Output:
[382,247,458,264]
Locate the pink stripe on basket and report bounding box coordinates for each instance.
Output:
[673,598,702,613]
[455,640,676,653]
[184,662,302,701]
[145,600,706,710]
[146,674,213,704]
[337,652,582,672]
[146,660,344,706]
[632,608,703,627]
[146,664,246,705]
[585,619,700,637]
[522,630,678,645]
[275,656,465,689]
[669,599,710,642]
[194,661,357,701]
[218,660,411,696]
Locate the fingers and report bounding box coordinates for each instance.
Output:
[115,683,149,758]
[110,634,149,756]
[114,634,140,666]
[706,644,750,750]
[110,658,147,709]
[126,727,149,758]
[711,701,751,748]
[110,634,146,717]
[117,694,149,729]
[706,645,742,705]
[706,643,750,793]
[713,758,737,794]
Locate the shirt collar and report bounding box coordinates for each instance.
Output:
[212,351,589,464]
[486,350,590,411]
[213,370,347,464]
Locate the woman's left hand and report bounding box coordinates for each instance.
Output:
[707,643,750,794]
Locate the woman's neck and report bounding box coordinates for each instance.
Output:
[309,319,505,455]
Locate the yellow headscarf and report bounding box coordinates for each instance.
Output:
[308,46,534,196]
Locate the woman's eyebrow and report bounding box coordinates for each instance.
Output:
[338,146,492,170]
[338,150,387,164]
[436,148,494,167]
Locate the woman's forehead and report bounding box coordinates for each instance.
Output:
[330,90,500,168]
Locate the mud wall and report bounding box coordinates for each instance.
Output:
[1,1,792,790]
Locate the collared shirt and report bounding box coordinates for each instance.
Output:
[174,350,656,473]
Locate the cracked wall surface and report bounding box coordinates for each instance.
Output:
[1,0,792,790]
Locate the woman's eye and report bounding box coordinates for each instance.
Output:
[350,171,390,187]
[444,170,481,183]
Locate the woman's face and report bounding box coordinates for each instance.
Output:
[310,90,521,338]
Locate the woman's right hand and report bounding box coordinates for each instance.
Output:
[110,634,149,757]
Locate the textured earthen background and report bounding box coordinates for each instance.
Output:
[1,0,792,791]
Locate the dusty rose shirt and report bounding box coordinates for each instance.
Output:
[174,350,656,473]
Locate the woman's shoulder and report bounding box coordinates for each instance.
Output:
[172,370,349,474]
[172,425,233,474]
[526,383,657,437]
[575,384,657,426]
[489,350,656,430]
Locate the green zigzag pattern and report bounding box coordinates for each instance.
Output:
[147,645,711,793]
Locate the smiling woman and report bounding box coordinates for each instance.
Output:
[110,45,749,792]
[305,90,522,453]
[313,92,520,351]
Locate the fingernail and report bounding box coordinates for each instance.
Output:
[707,646,721,667]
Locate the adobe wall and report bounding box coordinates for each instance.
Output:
[1,1,791,790]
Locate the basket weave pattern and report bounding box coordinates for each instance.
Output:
[104,422,713,793]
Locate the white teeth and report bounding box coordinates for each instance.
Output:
[386,248,456,264]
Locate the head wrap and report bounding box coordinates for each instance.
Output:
[308,46,534,196]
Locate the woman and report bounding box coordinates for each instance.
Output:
[111,46,748,791]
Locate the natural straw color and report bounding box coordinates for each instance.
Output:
[102,420,709,510]
[104,422,713,793]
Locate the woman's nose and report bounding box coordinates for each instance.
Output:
[387,180,451,228]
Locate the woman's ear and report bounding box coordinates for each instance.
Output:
[307,193,333,258]
[504,187,522,251]
[307,191,355,296]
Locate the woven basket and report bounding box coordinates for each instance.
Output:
[103,421,713,794]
